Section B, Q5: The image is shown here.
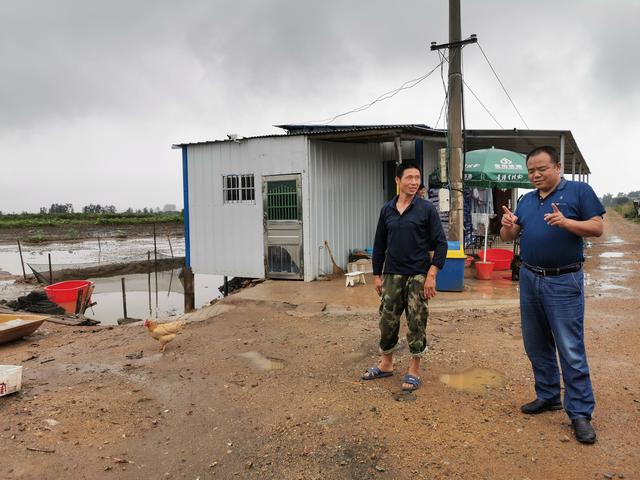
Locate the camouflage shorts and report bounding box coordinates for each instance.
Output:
[378,274,429,357]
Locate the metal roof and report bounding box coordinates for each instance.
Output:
[173,124,591,175]
[171,124,444,149]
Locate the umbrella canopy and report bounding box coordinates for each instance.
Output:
[463,148,532,189]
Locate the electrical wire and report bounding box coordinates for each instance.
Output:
[439,50,504,129]
[435,50,449,129]
[477,42,529,129]
[301,60,445,125]
[462,80,504,128]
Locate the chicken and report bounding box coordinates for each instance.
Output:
[143,319,185,352]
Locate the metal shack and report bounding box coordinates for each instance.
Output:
[174,125,590,282]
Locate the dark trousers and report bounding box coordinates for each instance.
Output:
[519,266,595,419]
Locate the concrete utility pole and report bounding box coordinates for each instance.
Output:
[431,0,476,243]
[447,0,463,242]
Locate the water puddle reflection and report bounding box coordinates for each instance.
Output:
[597,283,631,292]
[602,236,625,245]
[239,351,285,371]
[439,368,506,394]
[599,252,625,258]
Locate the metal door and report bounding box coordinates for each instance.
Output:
[263,174,303,279]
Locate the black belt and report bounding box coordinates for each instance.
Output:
[523,262,582,277]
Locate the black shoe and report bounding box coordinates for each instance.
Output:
[520,398,563,414]
[572,417,596,444]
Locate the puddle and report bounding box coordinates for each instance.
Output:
[238,351,285,371]
[0,237,185,276]
[0,237,228,325]
[439,368,506,394]
[599,252,625,258]
[88,272,224,325]
[601,236,625,245]
[596,283,631,292]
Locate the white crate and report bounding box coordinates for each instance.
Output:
[0,365,23,397]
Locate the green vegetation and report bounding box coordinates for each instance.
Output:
[0,212,183,229]
[612,201,640,223]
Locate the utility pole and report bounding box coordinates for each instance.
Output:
[431,0,476,242]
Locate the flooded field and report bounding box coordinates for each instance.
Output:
[0,236,224,325]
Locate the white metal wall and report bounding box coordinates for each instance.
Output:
[308,140,383,280]
[186,136,309,278]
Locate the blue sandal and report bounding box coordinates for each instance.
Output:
[362,366,394,380]
[402,374,422,392]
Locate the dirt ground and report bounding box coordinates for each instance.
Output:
[1,211,638,480]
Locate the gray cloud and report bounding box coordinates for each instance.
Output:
[0,0,638,212]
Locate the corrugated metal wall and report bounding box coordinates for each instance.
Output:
[308,140,383,280]
[187,136,309,278]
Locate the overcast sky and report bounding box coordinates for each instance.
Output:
[1,0,638,213]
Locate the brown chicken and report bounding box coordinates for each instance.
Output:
[143,319,185,352]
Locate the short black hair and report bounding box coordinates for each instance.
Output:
[526,145,559,165]
[418,184,426,190]
[395,161,421,179]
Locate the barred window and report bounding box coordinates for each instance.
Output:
[223,174,255,204]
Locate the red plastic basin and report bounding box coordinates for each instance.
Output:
[44,280,94,314]
[479,249,513,270]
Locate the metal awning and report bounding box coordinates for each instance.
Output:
[464,129,590,178]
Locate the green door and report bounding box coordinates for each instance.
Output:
[263,174,303,279]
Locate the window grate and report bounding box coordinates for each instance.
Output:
[223,174,255,204]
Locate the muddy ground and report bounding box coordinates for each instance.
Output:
[0,223,183,246]
[1,211,638,479]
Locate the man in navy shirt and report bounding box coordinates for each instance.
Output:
[362,162,447,392]
[500,146,605,444]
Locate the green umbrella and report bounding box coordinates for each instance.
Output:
[428,148,531,189]
[463,148,532,189]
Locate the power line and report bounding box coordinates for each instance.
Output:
[477,42,529,128]
[462,79,504,128]
[301,60,445,125]
[435,50,448,129]
[439,50,504,129]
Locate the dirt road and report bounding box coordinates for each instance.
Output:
[1,211,638,479]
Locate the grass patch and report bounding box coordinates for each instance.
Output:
[613,202,640,223]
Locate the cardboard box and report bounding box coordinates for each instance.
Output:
[348,259,373,274]
[0,365,23,397]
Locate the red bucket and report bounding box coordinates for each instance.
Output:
[44,280,94,314]
[475,261,494,280]
[479,248,513,270]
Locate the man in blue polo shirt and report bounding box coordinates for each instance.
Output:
[362,162,447,392]
[500,146,605,444]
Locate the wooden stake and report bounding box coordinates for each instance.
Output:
[48,253,53,284]
[17,240,27,281]
[183,266,195,313]
[153,223,158,314]
[167,234,174,259]
[147,251,152,316]
[75,289,83,315]
[121,277,128,319]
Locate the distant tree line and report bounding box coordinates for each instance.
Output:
[22,204,174,215]
[601,191,640,207]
